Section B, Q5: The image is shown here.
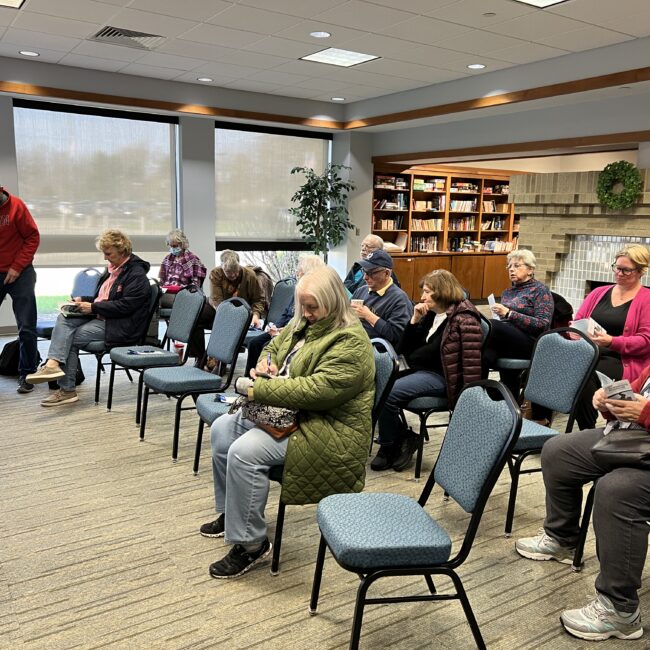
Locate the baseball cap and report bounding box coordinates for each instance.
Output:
[359,249,393,270]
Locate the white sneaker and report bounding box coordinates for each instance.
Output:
[515,531,575,564]
[561,593,643,641]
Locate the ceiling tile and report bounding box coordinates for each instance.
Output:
[107,8,199,38]
[58,52,125,71]
[213,49,290,70]
[429,0,536,26]
[390,42,471,66]
[131,51,206,71]
[128,0,233,22]
[238,0,352,19]
[179,23,265,48]
[23,0,118,24]
[601,11,650,38]
[0,43,66,63]
[361,57,454,82]
[206,5,303,34]
[483,11,587,40]
[119,62,187,79]
[314,1,415,32]
[269,58,340,76]
[173,70,237,85]
[0,8,15,27]
[224,79,284,93]
[380,15,472,44]
[269,86,322,98]
[94,0,131,5]
[336,33,424,59]
[490,41,569,65]
[243,36,320,58]
[365,0,461,13]
[12,12,98,39]
[1,27,81,52]
[191,61,262,78]
[155,39,235,61]
[436,29,527,55]
[536,26,634,52]
[275,20,368,46]
[292,77,350,91]
[243,69,310,85]
[440,53,513,74]
[545,0,648,24]
[71,39,147,62]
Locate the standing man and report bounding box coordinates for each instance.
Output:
[0,185,40,394]
[350,250,412,348]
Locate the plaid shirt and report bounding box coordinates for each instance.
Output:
[158,250,206,288]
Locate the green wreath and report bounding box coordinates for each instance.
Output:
[597,160,643,210]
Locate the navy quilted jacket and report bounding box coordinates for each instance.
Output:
[251,315,375,505]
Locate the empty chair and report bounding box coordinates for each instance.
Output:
[309,380,521,650]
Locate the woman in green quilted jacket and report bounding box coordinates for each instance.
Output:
[200,266,375,579]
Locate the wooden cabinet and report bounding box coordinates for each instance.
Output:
[483,255,511,298]
[451,255,485,301]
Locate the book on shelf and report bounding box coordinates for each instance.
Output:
[374,175,408,190]
[449,216,476,230]
[412,196,445,211]
[481,217,506,230]
[411,217,443,231]
[482,200,497,213]
[412,177,445,192]
[450,181,479,192]
[395,232,408,251]
[449,199,477,212]
[373,214,404,230]
[411,234,438,252]
[483,239,515,252]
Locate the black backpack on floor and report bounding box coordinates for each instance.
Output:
[0,339,44,377]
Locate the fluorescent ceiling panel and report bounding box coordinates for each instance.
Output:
[0,0,26,7]
[301,47,379,67]
[512,0,571,7]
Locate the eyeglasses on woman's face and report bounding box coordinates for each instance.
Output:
[505,263,527,270]
[611,263,639,276]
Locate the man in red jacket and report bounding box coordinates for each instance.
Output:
[0,186,40,393]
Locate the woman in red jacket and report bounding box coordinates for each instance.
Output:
[371,269,483,472]
[516,363,650,642]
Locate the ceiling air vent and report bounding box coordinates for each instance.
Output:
[89,26,166,50]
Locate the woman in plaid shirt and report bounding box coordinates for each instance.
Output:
[159,229,206,309]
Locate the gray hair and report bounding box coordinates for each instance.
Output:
[507,248,536,270]
[363,234,384,250]
[297,254,325,278]
[220,249,241,273]
[165,228,189,250]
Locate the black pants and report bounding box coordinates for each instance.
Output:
[245,332,272,376]
[188,301,216,358]
[575,354,623,430]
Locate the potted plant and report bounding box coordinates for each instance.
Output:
[289,164,355,263]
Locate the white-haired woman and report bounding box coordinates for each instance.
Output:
[484,249,554,405]
[158,229,206,309]
[199,266,374,579]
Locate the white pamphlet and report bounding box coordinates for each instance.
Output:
[571,318,606,336]
[487,293,500,320]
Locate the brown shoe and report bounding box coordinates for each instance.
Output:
[27,365,65,384]
[41,389,78,407]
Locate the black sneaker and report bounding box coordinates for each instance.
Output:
[17,377,34,394]
[209,538,272,579]
[200,514,225,538]
[370,445,399,471]
[392,434,419,472]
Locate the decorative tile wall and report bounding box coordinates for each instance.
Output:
[552,235,650,310]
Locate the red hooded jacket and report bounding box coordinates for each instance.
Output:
[0,190,40,273]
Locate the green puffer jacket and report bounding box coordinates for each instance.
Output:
[251,315,375,506]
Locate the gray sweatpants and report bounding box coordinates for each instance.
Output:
[542,427,650,612]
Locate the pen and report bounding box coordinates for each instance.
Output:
[267,352,272,372]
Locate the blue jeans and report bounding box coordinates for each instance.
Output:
[377,370,446,447]
[0,265,38,377]
[211,409,288,545]
[47,314,106,391]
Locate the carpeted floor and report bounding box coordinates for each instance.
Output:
[0,337,646,650]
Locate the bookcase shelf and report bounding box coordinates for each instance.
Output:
[371,166,517,254]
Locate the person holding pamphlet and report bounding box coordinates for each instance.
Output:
[572,244,650,430]
[515,362,650,642]
[158,229,206,308]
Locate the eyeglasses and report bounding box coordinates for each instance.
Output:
[361,245,378,252]
[505,263,526,270]
[363,268,385,277]
[611,264,639,276]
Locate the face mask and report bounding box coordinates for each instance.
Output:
[168,246,182,256]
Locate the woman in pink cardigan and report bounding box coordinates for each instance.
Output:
[573,244,650,429]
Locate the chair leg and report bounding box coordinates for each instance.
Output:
[504,455,525,537]
[270,501,285,576]
[414,414,427,480]
[572,483,595,572]
[135,373,145,424]
[94,355,102,404]
[125,369,133,382]
[193,420,205,475]
[349,574,373,650]
[309,535,327,615]
[424,574,437,594]
[448,569,486,650]
[139,387,150,440]
[107,362,116,411]
[172,396,185,461]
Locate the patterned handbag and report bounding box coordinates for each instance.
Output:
[228,395,298,439]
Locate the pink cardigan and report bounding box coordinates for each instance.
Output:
[575,284,650,380]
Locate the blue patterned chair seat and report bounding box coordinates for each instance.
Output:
[110,346,179,368]
[195,393,232,425]
[143,365,224,393]
[36,319,56,339]
[513,419,559,452]
[405,395,448,411]
[317,492,452,570]
[494,358,530,370]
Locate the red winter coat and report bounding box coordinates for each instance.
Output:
[0,190,40,273]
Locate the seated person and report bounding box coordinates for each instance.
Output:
[191,250,265,360]
[483,249,553,407]
[350,250,412,348]
[199,267,375,579]
[158,228,206,309]
[244,254,324,376]
[372,269,483,472]
[515,362,650,642]
[26,229,151,406]
[344,234,400,295]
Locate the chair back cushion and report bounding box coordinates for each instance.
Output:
[206,298,252,363]
[166,287,205,343]
[524,330,598,414]
[267,278,296,325]
[371,338,398,426]
[434,384,518,513]
[71,267,102,299]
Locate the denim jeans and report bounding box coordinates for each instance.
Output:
[542,428,650,612]
[210,409,288,545]
[47,314,105,391]
[377,370,446,447]
[0,265,38,377]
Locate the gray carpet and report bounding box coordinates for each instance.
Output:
[0,339,646,650]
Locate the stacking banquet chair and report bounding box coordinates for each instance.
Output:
[262,338,400,576]
[309,380,521,650]
[243,276,296,348]
[401,315,491,480]
[503,327,599,538]
[139,297,252,462]
[80,278,161,405]
[106,286,205,423]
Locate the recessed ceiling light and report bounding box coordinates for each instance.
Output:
[0,1,26,8]
[511,0,570,7]
[301,48,379,68]
[331,97,345,102]
[620,85,631,89]
[310,31,331,38]
[197,77,213,82]
[467,63,486,70]
[19,50,39,57]
[483,12,497,17]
